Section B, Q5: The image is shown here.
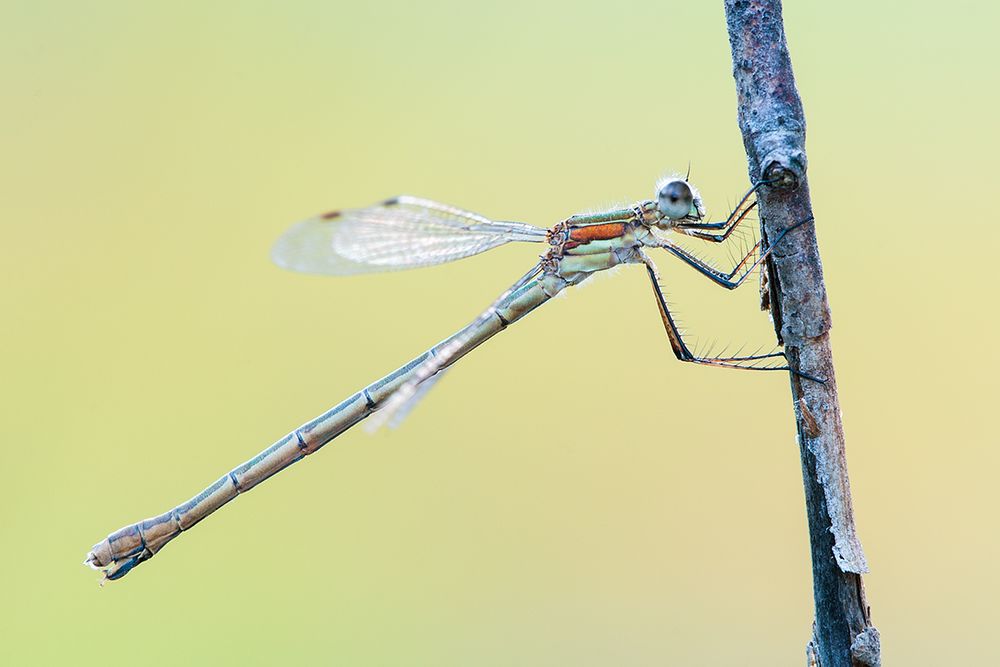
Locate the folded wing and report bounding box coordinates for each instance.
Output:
[272,196,548,275]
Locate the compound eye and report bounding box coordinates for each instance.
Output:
[657,180,694,219]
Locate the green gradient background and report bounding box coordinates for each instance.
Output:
[3,1,997,664]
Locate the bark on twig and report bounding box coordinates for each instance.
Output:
[722,2,880,665]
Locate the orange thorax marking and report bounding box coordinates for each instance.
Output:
[568,222,626,242]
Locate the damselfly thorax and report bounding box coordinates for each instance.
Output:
[540,201,667,291]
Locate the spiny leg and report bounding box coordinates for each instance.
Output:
[639,251,814,377]
[657,215,814,290]
[672,178,782,240]
[673,184,759,242]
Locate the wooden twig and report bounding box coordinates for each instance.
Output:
[722,2,880,665]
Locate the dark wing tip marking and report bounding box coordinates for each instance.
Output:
[381,197,400,207]
[320,210,342,220]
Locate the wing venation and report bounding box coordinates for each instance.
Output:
[272,196,547,276]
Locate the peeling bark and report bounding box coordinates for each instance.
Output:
[722,2,880,665]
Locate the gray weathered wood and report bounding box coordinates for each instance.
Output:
[722,1,880,665]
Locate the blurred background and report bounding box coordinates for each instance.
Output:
[2,1,996,664]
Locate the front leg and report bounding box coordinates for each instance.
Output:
[650,215,813,290]
[673,185,759,242]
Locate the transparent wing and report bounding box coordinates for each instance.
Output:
[272,196,548,275]
[382,367,450,431]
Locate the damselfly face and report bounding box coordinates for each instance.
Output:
[655,178,705,223]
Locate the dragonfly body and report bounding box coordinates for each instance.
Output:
[87,177,810,581]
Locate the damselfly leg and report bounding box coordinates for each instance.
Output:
[640,216,820,379]
[657,215,813,290]
[673,184,759,242]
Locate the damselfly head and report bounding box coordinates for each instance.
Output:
[656,178,704,222]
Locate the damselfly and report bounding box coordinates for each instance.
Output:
[86,176,812,581]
